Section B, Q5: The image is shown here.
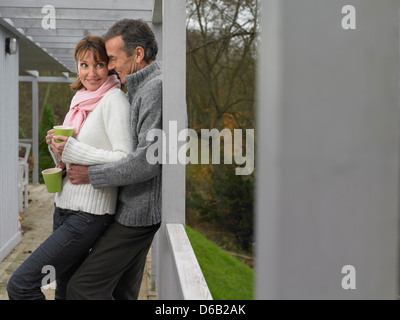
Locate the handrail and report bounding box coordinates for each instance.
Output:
[166,223,213,300]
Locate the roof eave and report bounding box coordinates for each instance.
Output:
[0,17,71,73]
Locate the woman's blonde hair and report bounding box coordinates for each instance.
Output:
[70,36,110,91]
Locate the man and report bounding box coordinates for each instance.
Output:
[65,19,162,300]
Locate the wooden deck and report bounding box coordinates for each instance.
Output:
[0,184,155,300]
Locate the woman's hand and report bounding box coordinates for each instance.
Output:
[46,129,54,146]
[50,136,69,158]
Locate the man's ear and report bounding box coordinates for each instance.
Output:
[135,46,145,64]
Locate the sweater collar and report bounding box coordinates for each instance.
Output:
[126,61,162,96]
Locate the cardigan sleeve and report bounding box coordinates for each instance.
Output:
[61,90,133,166]
[88,78,162,188]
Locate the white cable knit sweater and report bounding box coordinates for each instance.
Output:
[54,88,133,215]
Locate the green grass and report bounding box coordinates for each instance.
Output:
[186,226,254,300]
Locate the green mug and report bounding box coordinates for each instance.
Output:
[53,125,74,143]
[42,168,62,193]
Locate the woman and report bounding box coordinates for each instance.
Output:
[7,36,133,300]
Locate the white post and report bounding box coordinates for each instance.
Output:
[157,0,187,299]
[0,28,21,261]
[32,78,39,184]
[256,0,400,299]
[151,1,163,294]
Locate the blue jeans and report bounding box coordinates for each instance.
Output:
[7,206,113,300]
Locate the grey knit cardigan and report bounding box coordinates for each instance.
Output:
[88,61,162,227]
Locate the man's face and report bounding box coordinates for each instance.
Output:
[105,36,137,84]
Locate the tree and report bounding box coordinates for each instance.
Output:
[185,0,258,253]
[187,163,254,252]
[186,0,258,131]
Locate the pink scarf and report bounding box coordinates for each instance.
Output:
[63,75,121,136]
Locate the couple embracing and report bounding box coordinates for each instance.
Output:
[7,19,162,300]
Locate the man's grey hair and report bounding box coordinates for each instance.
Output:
[103,19,158,62]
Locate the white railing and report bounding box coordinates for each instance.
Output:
[153,223,213,300]
[166,224,212,300]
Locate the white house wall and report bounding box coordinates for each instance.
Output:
[0,26,20,262]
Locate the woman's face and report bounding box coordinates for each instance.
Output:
[78,50,108,91]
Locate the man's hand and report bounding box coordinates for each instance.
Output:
[68,164,90,185]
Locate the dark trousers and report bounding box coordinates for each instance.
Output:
[7,207,113,300]
[66,221,160,300]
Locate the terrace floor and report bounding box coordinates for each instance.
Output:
[0,184,156,300]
